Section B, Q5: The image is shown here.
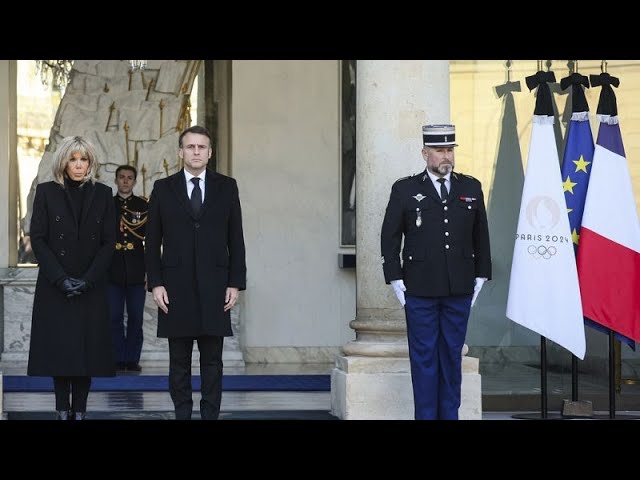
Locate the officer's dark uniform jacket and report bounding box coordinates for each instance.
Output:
[109,194,148,286]
[381,170,491,297]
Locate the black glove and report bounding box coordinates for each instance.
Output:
[55,277,82,298]
[68,277,91,294]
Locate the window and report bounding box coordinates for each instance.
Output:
[341,60,356,247]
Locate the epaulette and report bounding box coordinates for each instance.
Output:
[393,174,413,185]
[138,195,149,201]
[453,172,477,181]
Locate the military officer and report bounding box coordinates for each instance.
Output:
[380,124,491,420]
[108,165,148,372]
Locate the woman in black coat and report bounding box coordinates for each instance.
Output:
[27,136,116,420]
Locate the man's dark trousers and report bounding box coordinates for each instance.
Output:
[168,336,224,420]
[404,294,472,420]
[109,283,146,365]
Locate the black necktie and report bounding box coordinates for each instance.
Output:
[437,178,447,202]
[190,177,202,215]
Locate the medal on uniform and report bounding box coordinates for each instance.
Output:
[415,207,422,227]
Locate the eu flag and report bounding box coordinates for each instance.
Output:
[561,116,593,254]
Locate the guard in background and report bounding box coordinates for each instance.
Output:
[380,124,491,420]
[109,165,148,372]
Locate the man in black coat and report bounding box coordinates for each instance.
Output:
[108,165,148,372]
[380,124,491,420]
[145,125,246,420]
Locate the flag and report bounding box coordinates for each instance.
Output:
[577,73,640,343]
[560,120,593,253]
[506,70,586,359]
[559,74,635,349]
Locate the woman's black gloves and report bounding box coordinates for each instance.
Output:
[56,277,92,298]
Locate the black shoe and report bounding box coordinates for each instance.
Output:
[116,362,127,371]
[56,410,70,420]
[126,362,142,372]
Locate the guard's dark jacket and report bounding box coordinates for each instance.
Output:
[145,169,246,338]
[109,194,148,286]
[27,180,116,377]
[381,170,491,297]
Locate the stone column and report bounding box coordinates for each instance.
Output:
[331,60,481,419]
[0,61,17,269]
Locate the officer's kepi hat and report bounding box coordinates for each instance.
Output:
[422,124,458,147]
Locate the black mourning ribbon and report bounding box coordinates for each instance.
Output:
[590,72,620,117]
[437,178,447,202]
[525,70,557,116]
[190,177,202,215]
[560,72,590,113]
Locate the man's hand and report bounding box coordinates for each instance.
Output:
[471,277,487,307]
[152,286,169,314]
[390,279,406,306]
[224,287,239,312]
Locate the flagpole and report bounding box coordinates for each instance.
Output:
[509,66,586,420]
[530,66,552,420]
[608,331,616,419]
[540,338,548,418]
[558,65,595,418]
[571,355,578,401]
[577,70,640,420]
[566,63,582,405]
[603,332,640,419]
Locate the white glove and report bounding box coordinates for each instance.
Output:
[471,277,487,307]
[390,279,406,306]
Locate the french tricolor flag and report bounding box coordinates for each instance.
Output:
[577,76,640,342]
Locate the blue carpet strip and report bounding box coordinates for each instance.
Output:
[3,374,330,392]
[7,410,338,420]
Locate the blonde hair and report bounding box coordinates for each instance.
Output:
[52,136,98,186]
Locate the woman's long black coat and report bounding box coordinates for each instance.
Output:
[27,180,117,377]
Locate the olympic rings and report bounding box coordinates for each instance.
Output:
[527,244,557,260]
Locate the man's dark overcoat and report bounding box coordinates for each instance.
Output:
[145,169,246,338]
